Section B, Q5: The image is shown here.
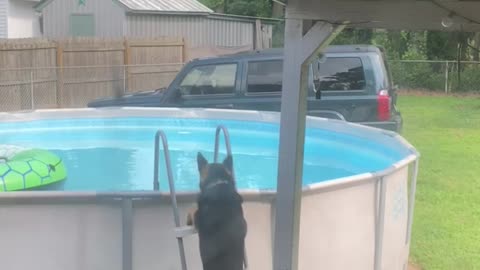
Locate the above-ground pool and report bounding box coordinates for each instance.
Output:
[0,108,418,270]
[0,109,411,192]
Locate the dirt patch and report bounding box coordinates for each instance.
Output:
[408,262,422,270]
[398,89,480,98]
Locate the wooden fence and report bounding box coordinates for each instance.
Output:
[0,37,185,110]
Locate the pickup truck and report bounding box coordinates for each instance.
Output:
[88,45,402,132]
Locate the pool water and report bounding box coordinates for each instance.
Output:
[0,117,409,192]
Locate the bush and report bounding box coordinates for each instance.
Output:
[449,64,480,92]
[390,61,444,91]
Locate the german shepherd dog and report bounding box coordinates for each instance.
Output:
[187,153,247,270]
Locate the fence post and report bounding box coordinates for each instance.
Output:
[445,61,449,94]
[254,19,263,50]
[181,38,187,63]
[30,70,34,110]
[123,66,127,94]
[56,42,64,108]
[123,38,130,93]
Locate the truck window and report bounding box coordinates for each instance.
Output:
[247,60,283,93]
[314,57,366,91]
[179,64,237,96]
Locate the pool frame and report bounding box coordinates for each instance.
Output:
[0,108,419,270]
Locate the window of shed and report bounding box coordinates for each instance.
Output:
[70,14,95,37]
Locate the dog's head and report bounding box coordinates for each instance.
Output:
[197,152,234,191]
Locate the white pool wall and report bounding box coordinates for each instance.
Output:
[0,108,419,270]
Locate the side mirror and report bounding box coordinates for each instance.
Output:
[308,64,321,100]
[308,65,316,93]
[315,87,322,100]
[317,54,327,65]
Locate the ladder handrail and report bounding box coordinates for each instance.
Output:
[153,130,188,270]
[213,125,248,270]
[214,125,235,178]
[214,125,232,161]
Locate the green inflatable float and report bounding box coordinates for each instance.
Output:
[0,145,67,192]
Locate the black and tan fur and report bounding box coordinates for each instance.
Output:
[187,153,247,270]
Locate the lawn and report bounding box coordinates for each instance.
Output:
[398,95,480,270]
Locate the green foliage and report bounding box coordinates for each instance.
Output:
[228,0,272,17]
[449,64,480,92]
[199,0,224,12]
[371,31,411,60]
[426,31,458,60]
[333,29,373,45]
[272,21,285,48]
[199,0,272,17]
[390,61,444,91]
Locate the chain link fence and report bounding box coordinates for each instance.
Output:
[390,60,480,93]
[0,63,183,112]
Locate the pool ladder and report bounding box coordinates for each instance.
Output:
[153,125,248,270]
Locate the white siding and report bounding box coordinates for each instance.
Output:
[0,0,7,38]
[7,0,41,38]
[126,15,254,48]
[42,0,125,38]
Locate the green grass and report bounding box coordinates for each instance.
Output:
[398,95,480,270]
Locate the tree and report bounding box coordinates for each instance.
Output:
[333,29,373,45]
[199,0,224,12]
[426,32,459,60]
[199,0,272,17]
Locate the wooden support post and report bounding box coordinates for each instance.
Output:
[56,42,64,108]
[273,18,345,270]
[181,38,187,63]
[254,19,262,50]
[123,38,130,94]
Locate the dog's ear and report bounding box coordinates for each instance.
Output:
[197,152,208,172]
[223,155,233,173]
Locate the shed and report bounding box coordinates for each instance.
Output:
[34,0,277,49]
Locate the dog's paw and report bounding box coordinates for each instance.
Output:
[186,207,197,226]
[186,213,193,226]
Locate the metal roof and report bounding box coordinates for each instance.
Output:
[118,0,212,14]
[36,0,213,14]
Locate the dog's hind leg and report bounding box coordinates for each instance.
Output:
[186,205,198,226]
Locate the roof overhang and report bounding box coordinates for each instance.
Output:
[287,0,480,32]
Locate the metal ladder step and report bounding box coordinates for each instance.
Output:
[153,125,248,270]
